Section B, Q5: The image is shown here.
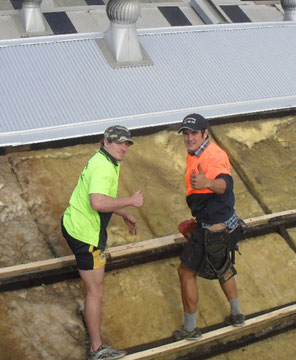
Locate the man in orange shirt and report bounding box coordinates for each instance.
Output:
[174,113,245,341]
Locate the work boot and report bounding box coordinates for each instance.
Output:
[88,344,126,360]
[173,326,202,341]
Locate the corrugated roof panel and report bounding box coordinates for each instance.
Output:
[136,7,172,28]
[0,2,287,41]
[0,15,21,39]
[140,24,296,106]
[181,4,205,25]
[0,22,296,146]
[209,0,285,23]
[66,6,200,33]
[66,9,110,33]
[241,5,284,23]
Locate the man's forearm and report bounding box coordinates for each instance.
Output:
[114,208,129,217]
[207,178,226,195]
[90,194,132,212]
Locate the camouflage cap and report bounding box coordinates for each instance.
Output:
[104,125,134,145]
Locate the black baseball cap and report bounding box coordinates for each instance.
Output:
[178,113,208,133]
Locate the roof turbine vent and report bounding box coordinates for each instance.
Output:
[102,0,153,66]
[21,0,46,33]
[106,0,141,24]
[281,0,296,21]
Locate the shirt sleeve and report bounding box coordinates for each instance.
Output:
[216,173,233,194]
[203,152,231,180]
[88,164,114,196]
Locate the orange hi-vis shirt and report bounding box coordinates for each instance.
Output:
[185,142,231,196]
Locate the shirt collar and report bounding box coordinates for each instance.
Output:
[189,138,210,157]
[99,146,118,166]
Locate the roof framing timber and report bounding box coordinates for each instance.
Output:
[124,303,296,359]
[0,209,295,292]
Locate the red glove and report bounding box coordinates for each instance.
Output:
[178,219,196,241]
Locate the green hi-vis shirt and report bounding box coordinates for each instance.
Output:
[63,148,120,249]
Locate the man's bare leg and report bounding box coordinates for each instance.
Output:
[79,266,105,352]
[178,263,198,313]
[173,263,202,340]
[220,276,238,301]
[220,276,244,326]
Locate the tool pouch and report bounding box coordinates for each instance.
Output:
[198,228,237,283]
[178,219,196,241]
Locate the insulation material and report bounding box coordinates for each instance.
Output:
[234,234,296,312]
[211,116,296,213]
[0,156,52,267]
[1,232,288,359]
[118,131,192,237]
[1,231,296,360]
[0,281,86,360]
[73,233,296,350]
[0,122,295,359]
[8,144,101,257]
[287,228,296,252]
[8,143,155,254]
[7,130,263,257]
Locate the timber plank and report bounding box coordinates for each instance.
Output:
[244,209,296,227]
[0,209,295,289]
[107,234,183,258]
[124,304,296,359]
[0,234,184,281]
[0,235,182,280]
[0,255,76,280]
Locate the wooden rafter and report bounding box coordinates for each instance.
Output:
[0,209,295,291]
[123,303,296,359]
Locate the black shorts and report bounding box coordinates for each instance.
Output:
[61,220,106,271]
[180,226,205,273]
[180,225,241,273]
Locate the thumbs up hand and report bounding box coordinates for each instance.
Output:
[190,164,210,189]
[197,164,204,175]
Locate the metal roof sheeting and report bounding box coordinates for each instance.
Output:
[0,21,296,146]
[0,4,202,39]
[0,14,22,39]
[0,1,286,40]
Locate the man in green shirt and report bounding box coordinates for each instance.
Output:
[62,125,144,360]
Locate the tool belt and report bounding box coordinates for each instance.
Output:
[197,220,247,284]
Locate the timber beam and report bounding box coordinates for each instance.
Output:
[123,303,296,360]
[0,209,295,292]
